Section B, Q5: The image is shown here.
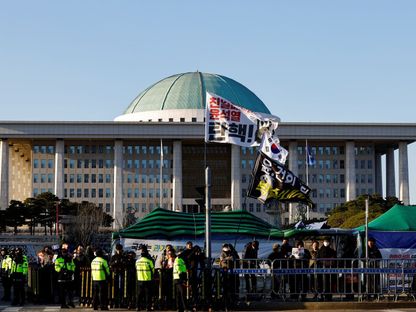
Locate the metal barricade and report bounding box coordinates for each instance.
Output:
[26,258,416,309]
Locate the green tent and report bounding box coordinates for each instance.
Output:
[356,204,416,231]
[112,207,284,240]
[355,204,416,251]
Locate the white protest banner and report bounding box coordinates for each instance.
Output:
[204,92,278,147]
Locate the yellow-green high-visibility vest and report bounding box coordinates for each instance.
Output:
[135,256,154,281]
[173,257,186,280]
[1,255,12,275]
[91,257,110,281]
[11,255,28,276]
[54,256,75,273]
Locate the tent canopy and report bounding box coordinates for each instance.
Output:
[356,204,416,232]
[112,208,284,240]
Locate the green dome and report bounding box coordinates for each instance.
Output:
[123,72,271,115]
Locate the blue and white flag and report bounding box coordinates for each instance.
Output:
[259,132,288,165]
[306,145,316,166]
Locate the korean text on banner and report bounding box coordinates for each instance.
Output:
[247,152,313,206]
[204,92,278,147]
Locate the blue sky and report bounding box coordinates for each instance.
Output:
[1,1,415,201]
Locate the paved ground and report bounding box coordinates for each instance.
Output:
[1,302,416,312]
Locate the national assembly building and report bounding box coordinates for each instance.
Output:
[0,72,415,229]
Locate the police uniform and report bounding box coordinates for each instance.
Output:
[173,255,187,312]
[91,250,110,310]
[10,248,28,306]
[55,249,76,308]
[1,248,12,301]
[135,246,154,311]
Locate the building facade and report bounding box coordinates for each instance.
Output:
[0,72,414,228]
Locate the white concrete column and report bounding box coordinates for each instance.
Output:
[172,140,183,211]
[288,141,298,224]
[54,139,64,199]
[398,142,410,205]
[231,145,241,211]
[113,140,123,229]
[0,139,9,210]
[375,152,383,196]
[386,147,396,197]
[345,141,356,201]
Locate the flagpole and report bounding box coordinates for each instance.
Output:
[305,139,310,220]
[160,138,163,208]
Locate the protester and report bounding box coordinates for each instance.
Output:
[267,243,283,298]
[309,240,320,299]
[110,243,126,308]
[243,240,259,294]
[290,240,311,301]
[124,250,137,310]
[219,243,239,310]
[160,245,176,309]
[188,245,205,309]
[317,237,337,301]
[73,244,90,298]
[367,237,382,297]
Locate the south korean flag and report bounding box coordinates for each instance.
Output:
[259,131,288,165]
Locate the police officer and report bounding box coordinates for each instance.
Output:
[55,247,76,308]
[91,248,110,310]
[135,244,154,311]
[173,253,187,312]
[1,247,12,301]
[10,247,28,306]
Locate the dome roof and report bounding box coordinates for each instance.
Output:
[115,72,272,122]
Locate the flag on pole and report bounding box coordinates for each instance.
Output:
[259,131,288,165]
[306,145,316,166]
[247,152,313,206]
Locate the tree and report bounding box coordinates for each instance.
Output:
[70,201,114,247]
[36,192,60,235]
[327,194,402,228]
[6,200,27,234]
[24,197,46,235]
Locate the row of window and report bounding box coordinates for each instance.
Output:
[54,159,172,170]
[33,145,172,156]
[297,146,344,156]
[241,202,265,213]
[33,188,53,196]
[124,145,169,156]
[297,145,373,156]
[59,188,170,199]
[64,173,111,184]
[125,174,171,184]
[34,144,373,157]
[124,203,161,214]
[33,159,54,169]
[309,187,374,199]
[297,159,373,170]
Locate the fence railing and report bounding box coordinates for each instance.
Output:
[24,258,416,309]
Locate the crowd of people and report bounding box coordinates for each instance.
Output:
[0,237,383,310]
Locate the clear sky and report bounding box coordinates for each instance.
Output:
[1,1,415,201]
